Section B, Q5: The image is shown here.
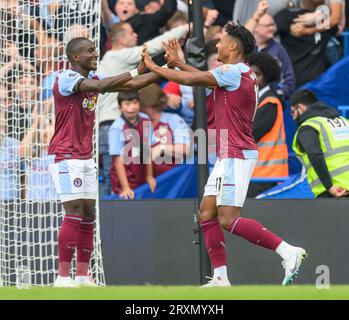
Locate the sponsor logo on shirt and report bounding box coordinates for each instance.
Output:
[220,65,231,72]
[158,125,168,136]
[82,95,97,111]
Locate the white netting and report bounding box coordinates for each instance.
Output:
[0,0,105,286]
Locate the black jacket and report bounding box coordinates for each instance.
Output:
[253,88,284,142]
[274,8,337,88]
[127,0,177,45]
[296,102,340,190]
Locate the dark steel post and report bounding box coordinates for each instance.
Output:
[187,0,211,284]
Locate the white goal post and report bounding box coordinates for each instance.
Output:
[0,0,105,286]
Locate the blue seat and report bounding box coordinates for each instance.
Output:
[338,105,349,117]
[250,177,289,183]
[341,31,349,57]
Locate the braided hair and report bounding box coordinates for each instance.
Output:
[224,22,256,58]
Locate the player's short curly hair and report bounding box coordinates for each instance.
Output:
[247,52,281,84]
[224,22,256,58]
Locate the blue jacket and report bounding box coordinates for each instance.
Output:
[259,39,296,100]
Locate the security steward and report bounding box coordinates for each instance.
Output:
[291,89,349,198]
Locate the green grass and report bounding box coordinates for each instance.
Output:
[0,285,348,300]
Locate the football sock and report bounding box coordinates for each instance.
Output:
[58,214,81,277]
[76,215,95,277]
[200,218,227,269]
[275,241,297,260]
[213,265,228,281]
[229,217,283,251]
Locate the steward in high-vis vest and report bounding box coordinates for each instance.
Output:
[253,88,288,178]
[291,89,349,198]
[247,52,289,197]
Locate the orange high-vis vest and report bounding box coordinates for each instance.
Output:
[252,96,289,178]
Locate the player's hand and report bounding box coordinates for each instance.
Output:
[137,45,148,75]
[142,45,157,71]
[163,39,185,68]
[146,176,157,193]
[120,187,135,200]
[328,185,349,198]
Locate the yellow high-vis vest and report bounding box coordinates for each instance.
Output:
[293,116,349,197]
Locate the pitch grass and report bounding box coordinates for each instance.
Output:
[0,285,349,300]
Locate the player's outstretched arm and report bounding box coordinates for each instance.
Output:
[76,70,136,93]
[76,55,148,93]
[107,72,160,92]
[143,47,217,87]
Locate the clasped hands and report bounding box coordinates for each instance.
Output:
[140,39,185,72]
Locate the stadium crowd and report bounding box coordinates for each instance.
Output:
[0,0,348,201]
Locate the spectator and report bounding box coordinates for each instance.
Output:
[109,91,156,199]
[0,42,35,80]
[234,0,296,25]
[19,101,57,200]
[274,0,338,87]
[137,0,162,13]
[160,38,220,167]
[0,109,20,201]
[203,0,234,27]
[101,0,139,29]
[97,22,188,196]
[7,72,40,142]
[162,42,195,127]
[139,83,191,177]
[246,3,296,100]
[27,0,98,42]
[166,10,188,30]
[102,0,177,45]
[290,89,349,198]
[1,1,37,61]
[205,25,223,44]
[0,84,11,109]
[128,0,177,45]
[162,80,194,127]
[203,8,220,34]
[290,0,346,65]
[291,0,346,34]
[246,52,288,197]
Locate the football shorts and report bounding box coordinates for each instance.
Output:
[204,157,257,207]
[49,158,97,202]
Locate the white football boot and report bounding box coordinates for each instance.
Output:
[201,276,231,287]
[53,276,78,288]
[75,276,98,287]
[282,247,307,285]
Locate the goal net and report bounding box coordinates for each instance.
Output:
[0,0,105,286]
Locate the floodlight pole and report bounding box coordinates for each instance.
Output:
[188,0,211,284]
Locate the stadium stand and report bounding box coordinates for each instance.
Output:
[1,0,348,200]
